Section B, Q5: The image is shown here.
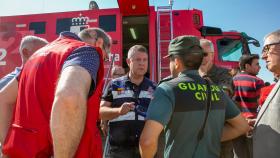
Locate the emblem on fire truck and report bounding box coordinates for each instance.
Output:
[70,14,90,34]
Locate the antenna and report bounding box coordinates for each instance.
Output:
[169,0,174,6]
[188,0,192,10]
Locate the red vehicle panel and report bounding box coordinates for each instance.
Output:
[0,2,258,81]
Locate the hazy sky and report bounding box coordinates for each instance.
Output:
[0,0,279,82]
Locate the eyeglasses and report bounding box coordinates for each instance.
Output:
[262,42,280,55]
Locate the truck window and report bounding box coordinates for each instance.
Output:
[29,22,46,34]
[56,18,72,34]
[217,38,242,62]
[99,15,116,32]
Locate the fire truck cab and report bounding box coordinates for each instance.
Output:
[0,0,259,82]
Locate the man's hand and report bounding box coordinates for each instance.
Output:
[100,101,135,120]
[221,114,250,142]
[100,120,108,137]
[118,102,135,115]
[0,153,8,158]
[246,118,256,137]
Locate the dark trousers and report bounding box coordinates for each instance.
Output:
[233,135,252,158]
[220,141,234,158]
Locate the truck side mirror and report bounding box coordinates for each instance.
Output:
[201,26,222,36]
[248,40,260,47]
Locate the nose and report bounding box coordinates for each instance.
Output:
[261,53,267,60]
[139,60,147,66]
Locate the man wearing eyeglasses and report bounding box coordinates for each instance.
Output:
[199,39,235,158]
[253,29,280,158]
[199,39,233,96]
[1,28,111,158]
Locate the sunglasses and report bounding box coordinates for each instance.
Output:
[262,42,280,55]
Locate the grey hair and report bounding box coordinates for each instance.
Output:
[19,35,48,56]
[264,29,280,43]
[127,45,148,59]
[200,38,214,52]
[78,27,111,52]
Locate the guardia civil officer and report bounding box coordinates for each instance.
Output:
[140,35,249,158]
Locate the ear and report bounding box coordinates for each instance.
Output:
[174,58,181,69]
[210,53,214,60]
[96,38,104,48]
[126,58,131,66]
[245,63,250,70]
[21,48,29,58]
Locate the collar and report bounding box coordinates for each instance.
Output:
[240,71,256,76]
[207,64,217,75]
[60,31,82,41]
[123,74,147,87]
[178,69,199,77]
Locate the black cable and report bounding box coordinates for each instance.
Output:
[191,77,212,158]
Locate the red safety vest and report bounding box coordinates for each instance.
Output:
[3,36,104,158]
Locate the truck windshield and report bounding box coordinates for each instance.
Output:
[217,38,242,62]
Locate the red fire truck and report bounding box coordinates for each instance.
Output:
[0,0,259,82]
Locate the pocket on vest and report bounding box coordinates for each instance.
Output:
[3,124,50,158]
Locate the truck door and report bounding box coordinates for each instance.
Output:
[118,0,153,79]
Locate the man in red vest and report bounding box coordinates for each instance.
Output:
[0,35,48,157]
[0,28,111,158]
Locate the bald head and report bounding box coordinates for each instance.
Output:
[19,35,48,64]
[262,29,280,75]
[263,29,280,46]
[199,39,214,74]
[78,28,111,48]
[78,27,112,60]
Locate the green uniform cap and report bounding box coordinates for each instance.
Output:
[164,35,204,58]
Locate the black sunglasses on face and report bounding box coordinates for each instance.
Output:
[262,42,280,55]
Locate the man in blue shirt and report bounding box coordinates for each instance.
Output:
[100,45,156,158]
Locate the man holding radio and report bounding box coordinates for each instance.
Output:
[100,45,156,158]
